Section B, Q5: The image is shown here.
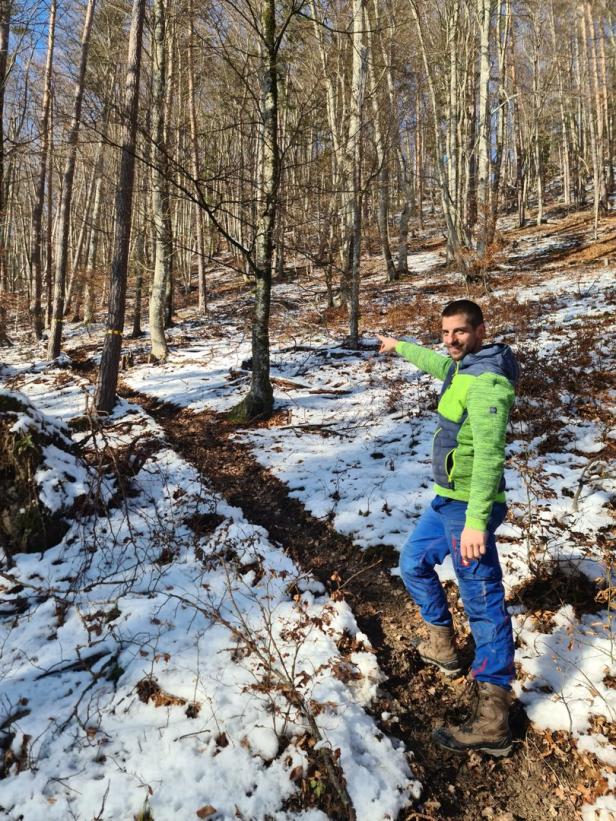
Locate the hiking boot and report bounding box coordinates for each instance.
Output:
[432,680,513,757]
[415,622,462,676]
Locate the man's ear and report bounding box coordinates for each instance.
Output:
[477,322,486,342]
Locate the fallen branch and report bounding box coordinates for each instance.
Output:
[35,649,111,680]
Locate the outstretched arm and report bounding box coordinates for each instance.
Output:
[376,334,400,354]
[376,334,452,381]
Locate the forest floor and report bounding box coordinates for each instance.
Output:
[1,204,615,820]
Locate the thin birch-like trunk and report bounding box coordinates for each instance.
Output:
[0,0,11,291]
[45,120,54,328]
[82,159,104,324]
[148,0,171,361]
[95,0,146,413]
[47,0,96,359]
[65,152,100,316]
[29,0,55,339]
[366,2,395,282]
[187,0,207,313]
[231,0,279,420]
[551,0,571,205]
[447,0,460,244]
[596,22,612,195]
[410,1,468,272]
[348,0,367,347]
[580,2,600,239]
[475,0,492,252]
[131,230,146,338]
[489,0,511,240]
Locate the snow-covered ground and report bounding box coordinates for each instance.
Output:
[1,230,615,818]
[122,250,615,817]
[0,380,418,819]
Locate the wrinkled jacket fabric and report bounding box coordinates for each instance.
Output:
[395,340,519,531]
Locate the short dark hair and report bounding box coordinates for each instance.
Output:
[441,299,484,328]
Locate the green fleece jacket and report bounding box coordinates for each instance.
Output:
[395,340,518,531]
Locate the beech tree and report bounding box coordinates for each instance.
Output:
[148,0,172,362]
[0,0,613,392]
[29,0,56,339]
[47,0,96,359]
[95,0,147,413]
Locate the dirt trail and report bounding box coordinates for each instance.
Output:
[64,210,615,818]
[119,387,586,821]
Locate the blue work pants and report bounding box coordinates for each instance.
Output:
[399,496,515,689]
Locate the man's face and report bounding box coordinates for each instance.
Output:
[441,313,485,361]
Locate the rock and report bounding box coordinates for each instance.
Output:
[0,388,91,563]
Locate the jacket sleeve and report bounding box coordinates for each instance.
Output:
[465,374,515,531]
[395,341,452,381]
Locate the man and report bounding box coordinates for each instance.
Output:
[377,299,518,757]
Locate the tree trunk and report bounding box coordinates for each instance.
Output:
[95,0,146,413]
[230,0,279,421]
[47,0,96,359]
[65,150,100,317]
[596,20,613,196]
[475,0,492,252]
[347,0,367,347]
[29,0,55,339]
[45,124,54,328]
[0,0,11,292]
[532,19,544,227]
[131,231,147,338]
[410,1,469,272]
[366,5,395,282]
[579,2,600,239]
[551,0,571,205]
[488,0,510,243]
[148,0,171,361]
[82,159,104,324]
[187,0,207,313]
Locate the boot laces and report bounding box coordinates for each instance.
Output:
[460,679,481,731]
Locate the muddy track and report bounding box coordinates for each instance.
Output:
[113,382,586,821]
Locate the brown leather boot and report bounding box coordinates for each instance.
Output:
[416,622,462,676]
[432,681,513,757]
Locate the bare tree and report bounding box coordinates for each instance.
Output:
[0,0,12,291]
[95,0,147,413]
[148,0,172,362]
[47,0,97,359]
[229,0,281,420]
[28,0,56,339]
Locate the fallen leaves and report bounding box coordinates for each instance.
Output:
[196,806,217,819]
[135,675,189,709]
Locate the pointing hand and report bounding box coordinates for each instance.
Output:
[376,334,399,354]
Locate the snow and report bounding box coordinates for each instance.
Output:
[35,442,91,512]
[1,386,110,517]
[132,251,616,813]
[1,228,615,817]
[0,389,418,819]
[515,604,616,747]
[126,338,253,412]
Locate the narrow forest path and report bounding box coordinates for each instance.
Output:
[116,387,587,821]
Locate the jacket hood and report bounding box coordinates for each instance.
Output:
[459,343,519,384]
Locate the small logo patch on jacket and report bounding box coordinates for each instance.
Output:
[490,407,497,413]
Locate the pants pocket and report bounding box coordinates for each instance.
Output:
[450,536,503,582]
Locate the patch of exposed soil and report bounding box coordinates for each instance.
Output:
[120,389,600,821]
[510,564,607,621]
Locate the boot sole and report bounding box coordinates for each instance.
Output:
[432,727,512,757]
[418,653,463,677]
